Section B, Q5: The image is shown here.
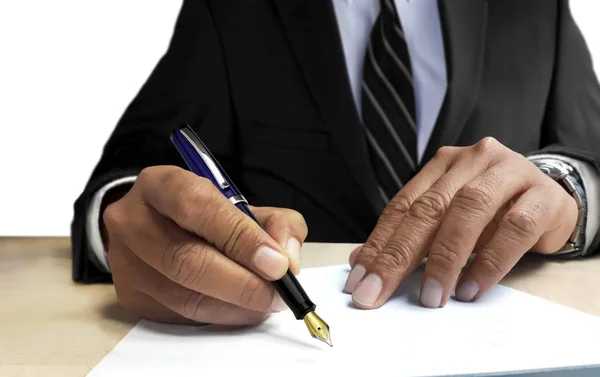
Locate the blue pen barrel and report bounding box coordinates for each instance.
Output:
[170,127,243,199]
[170,125,317,321]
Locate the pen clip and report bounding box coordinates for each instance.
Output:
[179,127,230,190]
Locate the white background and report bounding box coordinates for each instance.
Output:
[0,1,599,236]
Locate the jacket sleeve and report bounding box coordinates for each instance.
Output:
[528,0,600,256]
[70,0,237,283]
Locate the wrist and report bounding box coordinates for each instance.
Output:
[528,157,588,257]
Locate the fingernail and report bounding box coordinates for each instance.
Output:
[253,247,288,279]
[344,264,366,293]
[420,278,443,308]
[456,280,479,302]
[352,273,382,307]
[286,237,301,268]
[270,293,288,312]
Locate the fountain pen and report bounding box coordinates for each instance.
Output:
[170,125,332,347]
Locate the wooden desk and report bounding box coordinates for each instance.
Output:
[1,237,599,377]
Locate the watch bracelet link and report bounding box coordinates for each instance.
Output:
[528,157,588,257]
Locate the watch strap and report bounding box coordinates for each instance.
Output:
[529,158,588,257]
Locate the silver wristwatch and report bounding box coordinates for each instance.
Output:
[529,158,588,257]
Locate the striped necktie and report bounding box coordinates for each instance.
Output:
[361,0,417,204]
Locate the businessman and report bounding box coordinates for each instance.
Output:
[72,0,600,325]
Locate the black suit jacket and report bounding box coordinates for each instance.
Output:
[72,0,600,282]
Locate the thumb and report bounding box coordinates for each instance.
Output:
[250,206,308,275]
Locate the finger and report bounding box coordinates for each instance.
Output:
[456,185,559,302]
[423,158,536,307]
[250,206,308,275]
[531,182,578,253]
[473,202,513,252]
[345,146,454,292]
[106,204,286,313]
[109,248,195,325]
[352,150,492,308]
[135,166,289,280]
[153,282,270,326]
[120,291,201,326]
[128,250,272,325]
[110,245,200,325]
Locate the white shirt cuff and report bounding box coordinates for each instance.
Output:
[85,175,138,273]
[528,154,600,254]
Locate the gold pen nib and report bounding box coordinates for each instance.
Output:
[303,311,332,347]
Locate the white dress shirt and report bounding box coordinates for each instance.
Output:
[332,0,447,160]
[87,0,600,272]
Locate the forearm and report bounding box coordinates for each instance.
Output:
[71,0,236,282]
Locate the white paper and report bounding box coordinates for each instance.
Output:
[88,265,600,377]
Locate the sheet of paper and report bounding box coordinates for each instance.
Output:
[88,265,600,377]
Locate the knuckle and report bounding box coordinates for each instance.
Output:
[428,241,463,273]
[280,209,308,236]
[136,167,155,186]
[138,166,177,189]
[288,209,307,228]
[102,203,124,233]
[409,190,450,222]
[180,291,207,320]
[479,248,506,277]
[157,165,181,180]
[238,276,268,310]
[222,217,263,264]
[502,210,539,239]
[198,298,223,324]
[377,241,413,273]
[359,237,386,265]
[473,137,500,153]
[177,179,215,222]
[163,241,213,286]
[260,207,284,221]
[529,198,549,217]
[280,208,303,220]
[384,194,413,217]
[434,146,457,162]
[454,179,498,215]
[222,216,245,255]
[365,233,388,256]
[355,232,387,266]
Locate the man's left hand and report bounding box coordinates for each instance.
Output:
[345,137,578,309]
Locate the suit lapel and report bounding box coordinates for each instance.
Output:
[422,0,489,163]
[272,0,384,214]
[272,0,489,213]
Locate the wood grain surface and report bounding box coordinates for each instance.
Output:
[1,238,599,377]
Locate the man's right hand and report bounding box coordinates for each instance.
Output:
[102,166,307,326]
